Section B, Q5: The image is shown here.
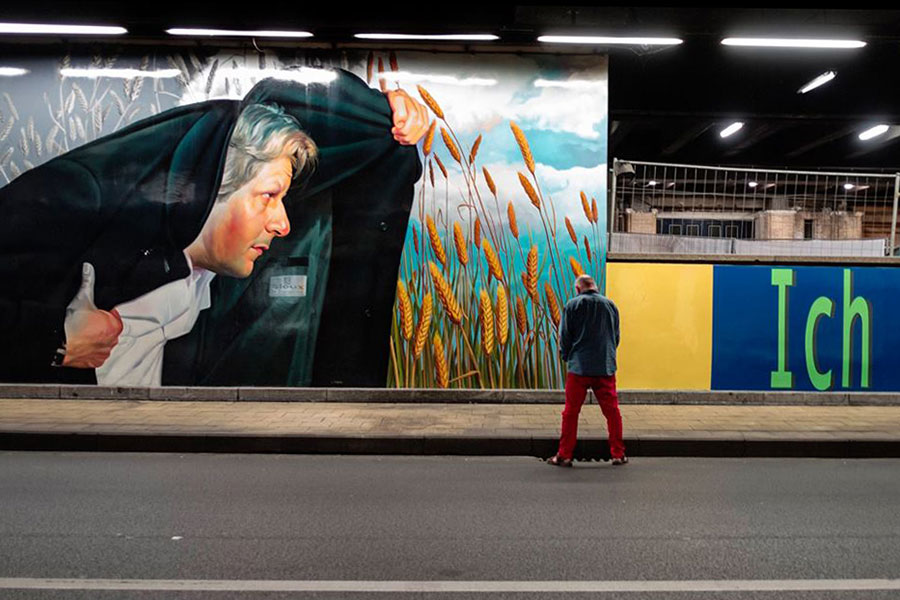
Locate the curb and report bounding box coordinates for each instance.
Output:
[2,432,899,458]
[2,385,899,406]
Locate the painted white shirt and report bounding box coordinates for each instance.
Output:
[94,253,215,387]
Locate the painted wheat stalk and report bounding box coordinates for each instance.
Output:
[396,280,413,341]
[441,127,461,164]
[569,257,585,277]
[515,295,527,334]
[426,215,446,266]
[474,219,482,248]
[482,166,496,197]
[417,85,444,120]
[479,289,495,355]
[565,217,577,245]
[510,121,535,174]
[584,236,592,263]
[423,121,436,155]
[453,221,468,266]
[545,282,561,327]
[526,245,539,300]
[468,134,482,165]
[507,201,519,239]
[429,261,463,325]
[429,162,435,186]
[433,333,449,388]
[413,293,433,359]
[434,154,448,178]
[412,225,419,254]
[496,284,509,346]
[591,198,599,223]
[519,172,540,209]
[581,191,592,223]
[482,239,504,281]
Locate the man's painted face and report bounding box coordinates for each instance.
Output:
[198,155,293,278]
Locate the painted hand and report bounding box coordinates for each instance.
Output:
[61,262,123,369]
[386,89,431,145]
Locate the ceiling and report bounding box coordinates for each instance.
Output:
[3,5,900,171]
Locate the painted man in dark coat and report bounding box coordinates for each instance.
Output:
[0,68,427,386]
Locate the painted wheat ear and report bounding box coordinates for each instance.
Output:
[569,257,585,277]
[474,219,482,249]
[584,236,592,263]
[526,245,539,300]
[545,282,561,327]
[396,280,413,341]
[426,215,447,267]
[429,162,435,187]
[413,293,433,359]
[591,198,599,223]
[565,217,577,245]
[433,333,449,388]
[429,261,463,325]
[377,58,387,93]
[468,134,482,165]
[581,191,592,224]
[417,85,445,120]
[482,166,497,196]
[441,127,462,164]
[519,172,540,209]
[479,289,495,355]
[453,222,469,266]
[366,52,374,84]
[423,121,436,155]
[507,201,519,239]
[515,295,527,334]
[434,154,448,178]
[510,121,535,174]
[482,239,504,281]
[496,284,509,346]
[412,224,419,254]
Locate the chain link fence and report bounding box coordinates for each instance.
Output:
[610,159,900,258]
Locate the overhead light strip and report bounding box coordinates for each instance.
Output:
[0,22,126,35]
[859,125,889,141]
[722,38,865,49]
[167,28,313,38]
[539,35,683,46]
[798,71,836,94]
[354,33,498,41]
[720,122,744,138]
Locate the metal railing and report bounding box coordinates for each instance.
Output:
[610,159,900,257]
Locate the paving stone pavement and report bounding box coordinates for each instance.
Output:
[1,399,900,441]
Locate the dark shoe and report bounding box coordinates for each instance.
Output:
[547,455,573,468]
[611,456,629,466]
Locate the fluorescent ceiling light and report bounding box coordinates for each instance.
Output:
[0,22,126,35]
[355,33,497,41]
[719,122,744,138]
[764,183,777,189]
[798,71,836,94]
[855,185,871,191]
[0,67,28,76]
[859,124,889,141]
[722,38,865,49]
[666,182,676,188]
[748,181,758,188]
[61,68,181,79]
[167,28,312,38]
[377,71,496,87]
[843,183,855,190]
[647,180,658,186]
[538,35,682,46]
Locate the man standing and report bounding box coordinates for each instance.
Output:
[548,274,627,467]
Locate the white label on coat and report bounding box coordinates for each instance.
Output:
[269,275,307,297]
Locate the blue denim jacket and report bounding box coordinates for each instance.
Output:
[558,290,620,376]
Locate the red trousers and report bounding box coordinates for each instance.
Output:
[557,372,625,460]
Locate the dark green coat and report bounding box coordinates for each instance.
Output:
[0,69,420,386]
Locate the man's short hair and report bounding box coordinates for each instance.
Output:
[575,274,598,292]
[216,103,318,202]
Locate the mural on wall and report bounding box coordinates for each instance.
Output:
[0,46,608,389]
[608,261,888,392]
[385,53,609,389]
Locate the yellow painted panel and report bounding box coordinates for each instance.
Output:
[606,263,712,390]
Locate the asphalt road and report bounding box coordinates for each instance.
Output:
[0,453,898,599]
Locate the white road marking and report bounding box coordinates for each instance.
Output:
[0,578,899,593]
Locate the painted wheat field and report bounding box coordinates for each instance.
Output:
[381,54,608,389]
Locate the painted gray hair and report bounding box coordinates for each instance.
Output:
[575,274,598,291]
[216,103,318,202]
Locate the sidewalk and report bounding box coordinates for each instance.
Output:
[2,397,900,458]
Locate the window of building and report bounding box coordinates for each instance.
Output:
[708,224,722,237]
[686,224,700,236]
[669,224,682,235]
[804,219,814,239]
[725,225,739,238]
